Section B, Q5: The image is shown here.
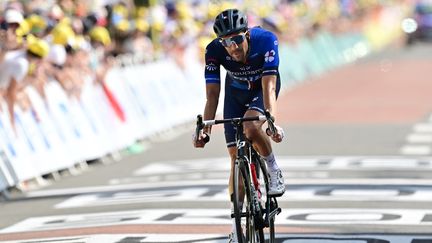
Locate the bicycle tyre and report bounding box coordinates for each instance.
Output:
[257,155,276,242]
[233,158,245,243]
[269,216,275,243]
[233,157,264,243]
[243,158,264,242]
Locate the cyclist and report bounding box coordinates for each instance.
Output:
[193,8,285,242]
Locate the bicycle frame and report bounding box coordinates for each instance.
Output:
[234,120,281,237]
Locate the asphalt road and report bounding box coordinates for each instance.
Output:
[1,43,432,243]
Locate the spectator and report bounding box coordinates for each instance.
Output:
[0,36,49,130]
[2,9,24,51]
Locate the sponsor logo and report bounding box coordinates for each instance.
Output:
[205,63,217,71]
[239,66,251,71]
[228,68,263,77]
[236,140,246,149]
[265,50,276,63]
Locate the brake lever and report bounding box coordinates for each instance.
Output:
[195,115,210,143]
[264,110,276,136]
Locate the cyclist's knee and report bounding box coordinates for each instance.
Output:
[244,122,261,140]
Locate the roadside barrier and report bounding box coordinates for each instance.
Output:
[279,31,370,89]
[0,57,206,192]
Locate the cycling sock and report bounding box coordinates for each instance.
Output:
[265,153,279,171]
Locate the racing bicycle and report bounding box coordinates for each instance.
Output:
[195,111,282,243]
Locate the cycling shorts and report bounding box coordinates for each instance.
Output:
[223,76,281,147]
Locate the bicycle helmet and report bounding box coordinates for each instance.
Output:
[213,9,248,38]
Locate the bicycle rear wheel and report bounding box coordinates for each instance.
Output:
[233,157,264,243]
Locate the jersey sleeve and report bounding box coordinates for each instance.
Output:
[204,41,221,84]
[261,32,279,77]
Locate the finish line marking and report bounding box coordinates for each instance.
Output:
[1,234,432,243]
[2,208,432,234]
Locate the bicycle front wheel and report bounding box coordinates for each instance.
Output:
[233,157,264,243]
[232,158,245,243]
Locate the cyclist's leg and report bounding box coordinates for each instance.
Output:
[227,146,238,193]
[242,75,281,157]
[244,80,285,196]
[243,108,272,157]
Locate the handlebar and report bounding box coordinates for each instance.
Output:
[195,110,277,142]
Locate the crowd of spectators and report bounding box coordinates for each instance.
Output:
[0,0,410,131]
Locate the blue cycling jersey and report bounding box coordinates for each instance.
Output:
[204,26,281,147]
[204,26,280,90]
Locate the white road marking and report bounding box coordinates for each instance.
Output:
[24,177,432,199]
[55,188,215,208]
[2,234,432,243]
[400,145,431,155]
[133,157,432,177]
[0,234,225,243]
[54,186,432,209]
[306,213,383,221]
[414,123,432,133]
[407,134,432,143]
[2,208,432,233]
[24,180,227,198]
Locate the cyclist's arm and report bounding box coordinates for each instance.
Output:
[261,74,278,120]
[260,29,280,120]
[203,83,220,135]
[203,40,223,135]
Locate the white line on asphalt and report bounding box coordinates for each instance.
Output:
[2,208,432,233]
[53,187,432,209]
[2,234,432,243]
[23,178,432,199]
[407,134,432,143]
[0,234,226,243]
[414,123,432,133]
[400,145,431,155]
[4,234,432,243]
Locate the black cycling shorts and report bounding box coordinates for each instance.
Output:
[223,76,281,147]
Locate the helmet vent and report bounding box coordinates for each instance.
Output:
[232,15,238,27]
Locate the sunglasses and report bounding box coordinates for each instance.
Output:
[219,33,246,47]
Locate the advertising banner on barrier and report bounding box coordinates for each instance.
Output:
[0,153,9,193]
[0,104,39,182]
[0,144,16,190]
[25,86,76,171]
[0,104,18,188]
